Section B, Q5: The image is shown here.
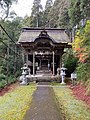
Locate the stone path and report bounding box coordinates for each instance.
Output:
[23,82,62,120]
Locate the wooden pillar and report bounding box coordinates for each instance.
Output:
[33,52,35,76]
[40,59,41,69]
[59,54,62,68]
[22,50,25,64]
[26,53,28,67]
[53,51,55,75]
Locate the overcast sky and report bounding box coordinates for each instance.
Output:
[11,0,55,18]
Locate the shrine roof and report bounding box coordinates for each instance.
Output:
[18,28,71,44]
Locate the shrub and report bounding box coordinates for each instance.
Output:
[0,80,7,88]
[76,62,90,82]
[0,74,6,81]
[8,75,17,84]
[62,49,78,77]
[15,70,21,78]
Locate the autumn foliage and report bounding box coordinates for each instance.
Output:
[75,47,88,63]
[72,21,90,63]
[72,20,90,95]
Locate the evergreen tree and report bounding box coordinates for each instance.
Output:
[43,0,53,27]
[48,0,60,28]
[80,0,90,20]
[68,0,82,27]
[0,18,22,81]
[22,15,34,27]
[57,0,70,28]
[68,0,90,28]
[49,0,69,28]
[45,0,53,10]
[31,0,43,27]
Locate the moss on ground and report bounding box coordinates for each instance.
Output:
[0,83,36,120]
[53,86,90,120]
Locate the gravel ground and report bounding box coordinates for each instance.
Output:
[23,82,62,120]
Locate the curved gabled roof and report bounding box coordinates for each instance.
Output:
[18,28,71,44]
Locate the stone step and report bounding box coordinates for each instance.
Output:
[36,70,52,75]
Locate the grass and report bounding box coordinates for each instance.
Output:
[50,81,66,86]
[53,86,90,120]
[0,83,36,120]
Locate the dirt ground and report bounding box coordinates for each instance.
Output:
[0,82,19,96]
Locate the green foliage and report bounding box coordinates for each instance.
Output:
[58,8,69,28]
[69,0,81,27]
[7,75,16,84]
[22,16,34,27]
[0,18,23,88]
[73,20,90,83]
[0,72,19,88]
[80,0,90,19]
[68,0,90,28]
[0,74,7,88]
[48,0,69,28]
[1,55,15,75]
[76,62,90,82]
[0,74,6,81]
[62,49,78,76]
[31,0,43,27]
[31,0,43,16]
[0,80,7,88]
[43,0,53,27]
[22,0,70,28]
[83,20,90,45]
[14,70,21,78]
[45,0,53,10]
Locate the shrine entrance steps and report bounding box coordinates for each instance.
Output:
[23,82,62,120]
[36,70,52,76]
[31,70,53,82]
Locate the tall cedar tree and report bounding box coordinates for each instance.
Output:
[69,0,82,27]
[31,0,43,27]
[43,0,53,27]
[49,0,69,28]
[80,0,90,19]
[69,0,90,28]
[45,0,53,10]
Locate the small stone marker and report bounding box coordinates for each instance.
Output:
[71,73,77,86]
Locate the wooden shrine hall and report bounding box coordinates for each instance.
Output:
[17,28,71,76]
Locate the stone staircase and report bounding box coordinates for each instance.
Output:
[30,70,52,82]
[27,69,60,82]
[36,70,52,76]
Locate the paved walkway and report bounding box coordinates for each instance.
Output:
[23,82,62,120]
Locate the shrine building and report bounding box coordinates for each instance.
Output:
[17,28,71,76]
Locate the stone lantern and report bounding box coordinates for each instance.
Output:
[60,64,67,84]
[19,64,29,85]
